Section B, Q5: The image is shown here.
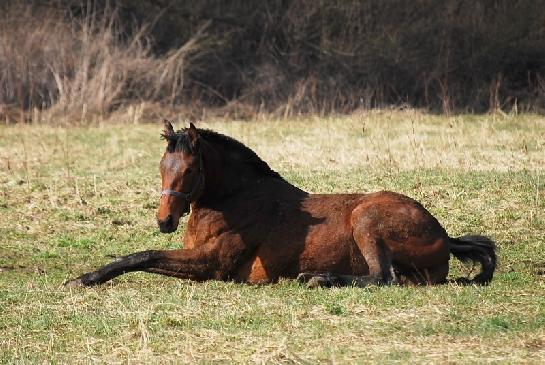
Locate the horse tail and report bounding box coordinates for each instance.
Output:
[449,235,497,285]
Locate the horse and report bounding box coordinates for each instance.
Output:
[64,121,496,288]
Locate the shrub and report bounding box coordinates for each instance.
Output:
[0,2,208,122]
[2,0,545,120]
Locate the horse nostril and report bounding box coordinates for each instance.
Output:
[158,214,175,233]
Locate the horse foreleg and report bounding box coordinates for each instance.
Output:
[64,248,214,287]
[296,272,387,288]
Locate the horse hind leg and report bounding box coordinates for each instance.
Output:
[349,230,397,286]
[296,233,395,288]
[317,223,398,288]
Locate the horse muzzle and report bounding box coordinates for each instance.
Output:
[157,214,178,233]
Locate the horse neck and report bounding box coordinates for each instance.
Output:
[199,141,274,202]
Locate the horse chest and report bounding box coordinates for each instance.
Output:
[183,211,227,249]
[184,208,265,248]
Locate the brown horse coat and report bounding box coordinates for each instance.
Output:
[65,122,496,288]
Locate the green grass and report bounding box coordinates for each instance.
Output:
[1,110,545,363]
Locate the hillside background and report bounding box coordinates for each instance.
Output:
[2,0,545,122]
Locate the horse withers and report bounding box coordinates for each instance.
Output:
[65,122,496,288]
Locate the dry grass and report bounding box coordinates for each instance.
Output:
[1,110,544,363]
[0,3,208,124]
[218,110,545,173]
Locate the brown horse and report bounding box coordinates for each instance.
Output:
[65,121,496,288]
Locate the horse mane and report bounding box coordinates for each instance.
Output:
[163,128,282,179]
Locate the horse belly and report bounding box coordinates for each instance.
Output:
[235,223,368,283]
[300,240,369,276]
[297,221,369,276]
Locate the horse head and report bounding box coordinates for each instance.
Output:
[157,120,205,233]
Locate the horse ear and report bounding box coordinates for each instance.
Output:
[162,119,175,139]
[188,122,200,150]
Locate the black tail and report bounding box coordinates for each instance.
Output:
[449,235,497,285]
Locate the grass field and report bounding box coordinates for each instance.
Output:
[1,111,544,363]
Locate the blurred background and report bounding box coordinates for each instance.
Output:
[1,0,545,123]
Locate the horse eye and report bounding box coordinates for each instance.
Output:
[186,167,193,174]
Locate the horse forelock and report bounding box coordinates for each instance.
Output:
[161,130,193,154]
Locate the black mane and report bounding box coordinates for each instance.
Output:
[163,128,281,179]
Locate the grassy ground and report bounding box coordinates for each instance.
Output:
[1,110,544,363]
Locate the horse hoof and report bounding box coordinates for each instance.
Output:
[296,272,315,283]
[307,276,332,288]
[63,278,84,288]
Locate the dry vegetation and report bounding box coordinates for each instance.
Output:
[0,2,208,123]
[1,111,544,363]
[2,1,545,122]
